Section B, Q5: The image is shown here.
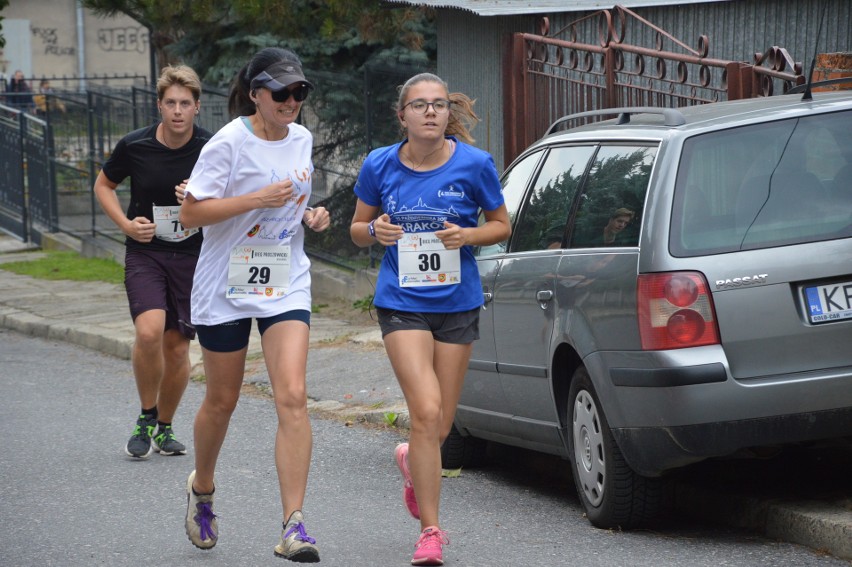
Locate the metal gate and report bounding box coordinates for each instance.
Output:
[0,106,55,243]
[503,5,807,163]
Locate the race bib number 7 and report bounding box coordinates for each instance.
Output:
[397,232,460,287]
[152,205,199,242]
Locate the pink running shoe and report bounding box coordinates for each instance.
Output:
[411,526,449,566]
[394,442,420,519]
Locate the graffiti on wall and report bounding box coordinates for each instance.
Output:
[31,27,76,56]
[97,27,149,54]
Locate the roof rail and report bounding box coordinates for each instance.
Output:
[786,76,852,95]
[545,106,686,135]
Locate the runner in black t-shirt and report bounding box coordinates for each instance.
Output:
[94,65,213,460]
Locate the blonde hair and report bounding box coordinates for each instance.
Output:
[156,65,202,101]
[396,73,479,144]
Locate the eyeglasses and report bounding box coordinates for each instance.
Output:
[402,98,451,114]
[269,84,311,103]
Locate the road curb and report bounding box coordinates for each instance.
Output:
[676,483,852,560]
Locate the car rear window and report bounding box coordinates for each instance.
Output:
[670,109,852,257]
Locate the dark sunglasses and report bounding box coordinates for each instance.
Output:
[270,85,311,103]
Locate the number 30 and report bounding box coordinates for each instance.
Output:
[417,253,441,272]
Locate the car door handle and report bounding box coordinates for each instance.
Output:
[483,291,493,303]
[536,290,553,302]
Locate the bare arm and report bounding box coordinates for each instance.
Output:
[93,170,155,243]
[350,198,404,248]
[179,180,295,229]
[435,204,511,250]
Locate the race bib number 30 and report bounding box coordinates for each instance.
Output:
[153,205,199,242]
[398,232,460,287]
[227,245,290,299]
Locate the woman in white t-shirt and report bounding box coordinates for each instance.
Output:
[178,47,329,562]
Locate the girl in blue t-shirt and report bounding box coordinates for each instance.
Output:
[350,72,510,566]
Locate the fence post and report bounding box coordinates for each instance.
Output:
[503,33,528,166]
[18,111,31,243]
[87,90,98,238]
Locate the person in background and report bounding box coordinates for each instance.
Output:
[350,72,510,566]
[93,65,212,460]
[179,47,329,563]
[602,207,634,245]
[7,70,35,113]
[34,79,66,115]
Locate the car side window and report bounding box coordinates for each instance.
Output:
[569,145,657,248]
[510,145,596,252]
[475,150,544,256]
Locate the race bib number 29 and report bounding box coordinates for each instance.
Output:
[397,232,460,287]
[227,245,290,299]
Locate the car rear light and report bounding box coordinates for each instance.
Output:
[637,272,720,350]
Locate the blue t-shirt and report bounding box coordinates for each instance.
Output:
[354,137,504,313]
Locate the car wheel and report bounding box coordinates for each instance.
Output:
[441,424,487,469]
[568,366,670,529]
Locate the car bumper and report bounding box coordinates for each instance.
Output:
[612,406,852,476]
[585,347,852,476]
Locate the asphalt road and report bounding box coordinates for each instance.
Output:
[1,329,848,567]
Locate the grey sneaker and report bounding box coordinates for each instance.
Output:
[273,510,319,562]
[185,470,217,550]
[153,425,187,456]
[124,413,156,459]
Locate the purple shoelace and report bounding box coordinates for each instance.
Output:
[195,502,217,541]
[284,522,316,544]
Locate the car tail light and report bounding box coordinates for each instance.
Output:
[637,272,720,350]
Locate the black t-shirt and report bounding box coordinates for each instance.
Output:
[101,123,213,254]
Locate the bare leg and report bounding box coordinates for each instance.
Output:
[192,346,247,493]
[384,331,474,530]
[383,330,438,529]
[433,340,472,445]
[262,320,313,521]
[157,328,191,423]
[132,309,167,411]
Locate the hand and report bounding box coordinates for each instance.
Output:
[125,217,155,243]
[303,206,330,232]
[374,213,403,247]
[435,221,468,250]
[175,179,188,204]
[255,180,294,209]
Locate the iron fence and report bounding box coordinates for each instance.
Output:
[0,64,425,269]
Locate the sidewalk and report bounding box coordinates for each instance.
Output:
[0,233,849,561]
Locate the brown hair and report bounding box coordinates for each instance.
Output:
[156,65,202,101]
[396,73,479,144]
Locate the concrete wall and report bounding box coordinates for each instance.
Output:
[0,0,149,85]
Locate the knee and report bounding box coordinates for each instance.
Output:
[163,339,190,365]
[409,403,442,435]
[273,384,308,417]
[204,391,240,416]
[134,325,162,349]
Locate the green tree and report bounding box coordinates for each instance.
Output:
[81,0,436,267]
[0,0,10,49]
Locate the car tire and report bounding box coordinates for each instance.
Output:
[567,366,671,529]
[441,424,487,469]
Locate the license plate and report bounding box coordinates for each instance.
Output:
[803,281,852,324]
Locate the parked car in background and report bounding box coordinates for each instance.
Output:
[443,87,852,529]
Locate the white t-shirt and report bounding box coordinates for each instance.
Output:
[185,117,314,326]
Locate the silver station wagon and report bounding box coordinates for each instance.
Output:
[444,89,852,529]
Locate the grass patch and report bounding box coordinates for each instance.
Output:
[0,250,124,284]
